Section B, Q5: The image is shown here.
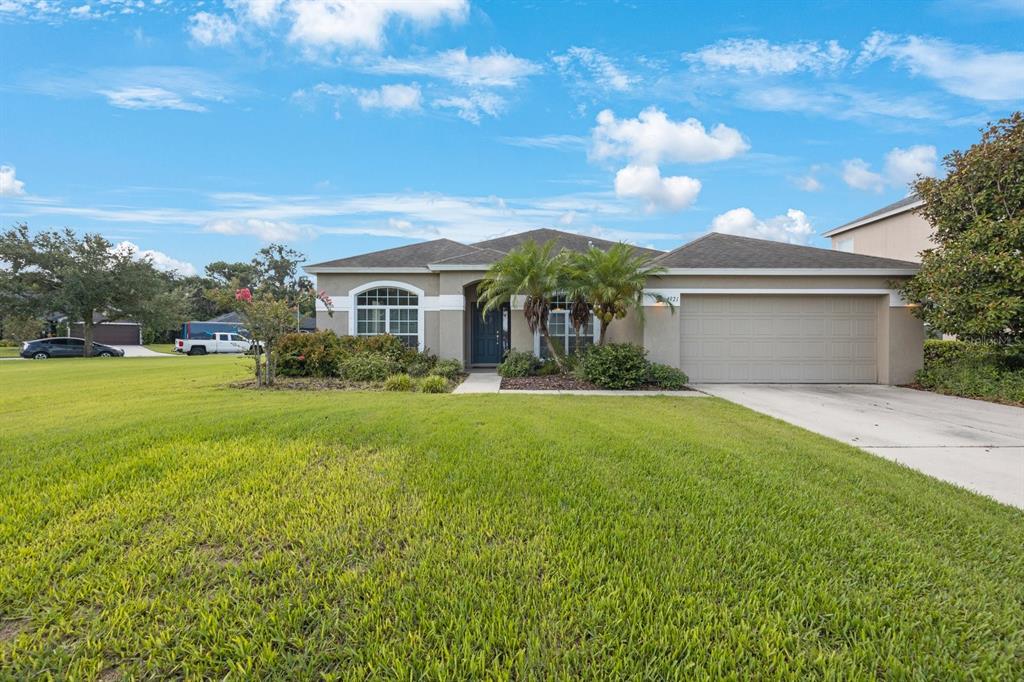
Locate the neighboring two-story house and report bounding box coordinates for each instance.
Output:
[823,196,934,263]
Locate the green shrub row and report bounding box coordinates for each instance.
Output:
[498,343,689,390]
[917,339,1024,405]
[383,373,451,393]
[276,331,464,383]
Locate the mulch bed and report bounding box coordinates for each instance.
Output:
[500,375,690,391]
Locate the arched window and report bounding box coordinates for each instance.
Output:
[355,286,420,348]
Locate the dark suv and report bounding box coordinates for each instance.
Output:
[20,337,125,359]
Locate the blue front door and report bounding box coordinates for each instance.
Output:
[471,303,507,364]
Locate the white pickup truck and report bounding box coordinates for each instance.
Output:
[175,332,255,356]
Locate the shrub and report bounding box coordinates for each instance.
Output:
[406,353,437,377]
[418,375,448,393]
[277,331,344,377]
[923,339,969,365]
[339,354,400,382]
[576,343,649,390]
[536,360,561,376]
[917,340,1024,405]
[384,373,415,392]
[429,358,463,380]
[339,334,412,364]
[497,350,538,377]
[648,363,688,390]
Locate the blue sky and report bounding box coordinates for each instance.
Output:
[1,0,1022,276]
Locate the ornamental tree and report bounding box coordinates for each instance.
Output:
[227,286,333,387]
[899,112,1024,344]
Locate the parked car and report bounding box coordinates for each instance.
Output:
[175,332,256,356]
[20,337,125,359]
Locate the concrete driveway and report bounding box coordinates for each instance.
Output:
[694,384,1024,509]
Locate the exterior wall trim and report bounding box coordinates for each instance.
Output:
[644,288,910,307]
[304,266,431,274]
[658,268,918,276]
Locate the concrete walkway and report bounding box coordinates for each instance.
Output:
[452,372,503,394]
[695,383,1024,509]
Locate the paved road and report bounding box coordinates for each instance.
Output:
[694,384,1024,509]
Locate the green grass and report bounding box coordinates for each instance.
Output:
[0,346,19,358]
[1,358,1022,679]
[143,343,178,355]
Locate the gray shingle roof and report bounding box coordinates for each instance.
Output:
[306,238,478,268]
[470,228,663,258]
[306,228,664,270]
[825,195,923,235]
[654,233,919,269]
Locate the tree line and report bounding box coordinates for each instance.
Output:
[0,231,314,356]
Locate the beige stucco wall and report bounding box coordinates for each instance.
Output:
[830,212,934,263]
[886,305,925,384]
[313,270,923,384]
[315,272,441,297]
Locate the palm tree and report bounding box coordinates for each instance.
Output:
[567,243,672,345]
[477,240,567,368]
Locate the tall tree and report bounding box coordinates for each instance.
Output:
[900,113,1024,344]
[477,240,567,368]
[566,243,671,345]
[206,244,313,316]
[0,226,169,355]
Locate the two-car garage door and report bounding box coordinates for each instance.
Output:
[679,294,879,383]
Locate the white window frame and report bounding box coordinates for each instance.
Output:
[835,236,855,253]
[533,295,600,358]
[348,280,425,351]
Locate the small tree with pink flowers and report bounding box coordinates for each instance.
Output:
[230,287,333,386]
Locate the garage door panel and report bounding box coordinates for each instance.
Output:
[680,294,879,383]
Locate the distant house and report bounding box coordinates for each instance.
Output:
[205,310,315,333]
[823,196,933,263]
[65,313,142,345]
[305,228,924,385]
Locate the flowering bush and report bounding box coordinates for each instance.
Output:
[277,331,344,377]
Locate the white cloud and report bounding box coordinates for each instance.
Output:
[842,159,886,192]
[99,86,209,112]
[614,164,701,212]
[285,0,467,52]
[553,46,634,92]
[741,85,944,122]
[842,145,937,192]
[856,31,1024,102]
[188,12,239,47]
[884,145,938,187]
[685,38,849,75]
[114,241,197,277]
[498,134,588,150]
[710,208,814,244]
[226,0,285,26]
[0,165,26,197]
[795,175,823,192]
[434,91,505,124]
[365,48,542,88]
[591,107,749,165]
[203,218,309,241]
[29,66,238,113]
[354,83,422,112]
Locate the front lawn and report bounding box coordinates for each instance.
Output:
[0,345,19,358]
[1,358,1022,678]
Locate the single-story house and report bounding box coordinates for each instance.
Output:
[64,313,142,345]
[305,228,924,384]
[824,196,933,262]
